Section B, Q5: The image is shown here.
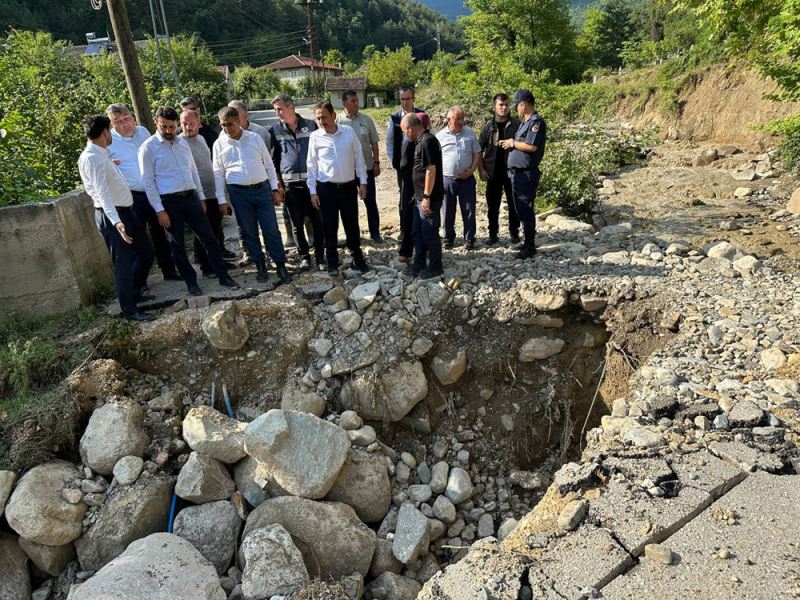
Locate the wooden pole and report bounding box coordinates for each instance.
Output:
[107,0,155,132]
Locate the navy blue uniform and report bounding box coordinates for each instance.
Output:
[507,113,546,250]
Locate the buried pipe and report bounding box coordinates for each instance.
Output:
[221,382,234,418]
[167,491,178,533]
[209,380,216,407]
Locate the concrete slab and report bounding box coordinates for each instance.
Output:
[538,526,634,599]
[669,450,748,497]
[603,457,674,485]
[588,479,712,556]
[600,473,800,599]
[708,441,784,473]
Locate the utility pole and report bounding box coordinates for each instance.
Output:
[296,0,322,99]
[435,24,441,53]
[106,0,155,131]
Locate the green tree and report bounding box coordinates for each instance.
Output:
[578,0,634,69]
[231,65,281,101]
[364,45,415,96]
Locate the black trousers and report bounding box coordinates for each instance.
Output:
[161,191,229,287]
[398,171,415,258]
[193,198,224,273]
[285,183,325,262]
[131,191,176,275]
[485,171,519,238]
[95,206,154,317]
[317,180,364,268]
[412,202,443,271]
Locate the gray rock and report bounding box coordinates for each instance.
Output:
[325,448,391,524]
[692,148,718,166]
[335,310,362,335]
[182,406,247,463]
[174,500,242,575]
[18,536,74,576]
[732,255,761,277]
[411,337,434,357]
[112,456,144,485]
[430,462,449,494]
[202,301,249,351]
[75,475,172,571]
[69,533,225,600]
[431,350,467,385]
[349,281,381,311]
[366,572,422,600]
[557,499,588,531]
[477,513,494,538]
[519,289,567,311]
[644,543,674,565]
[370,538,403,578]
[0,471,16,518]
[244,409,350,499]
[432,495,456,524]
[232,456,274,508]
[622,427,665,449]
[0,534,30,600]
[241,524,309,599]
[79,399,148,475]
[519,337,564,361]
[176,452,235,503]
[509,470,541,490]
[339,410,363,430]
[408,484,433,504]
[280,378,326,417]
[760,347,786,371]
[348,425,377,446]
[392,503,430,564]
[323,286,348,305]
[728,400,764,428]
[579,295,607,312]
[497,517,518,541]
[242,496,376,580]
[445,468,473,504]
[5,461,86,546]
[341,361,428,422]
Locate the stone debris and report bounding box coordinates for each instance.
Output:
[202,301,249,351]
[241,523,310,599]
[393,503,430,564]
[173,500,242,575]
[79,399,148,475]
[182,405,247,463]
[175,451,235,503]
[644,543,674,565]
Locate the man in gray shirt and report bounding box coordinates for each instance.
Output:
[180,109,232,277]
[436,105,481,250]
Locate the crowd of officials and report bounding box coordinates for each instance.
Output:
[78,87,546,321]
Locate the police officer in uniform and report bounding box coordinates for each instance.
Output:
[499,89,546,260]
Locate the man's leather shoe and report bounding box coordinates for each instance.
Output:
[163,270,182,281]
[188,283,203,296]
[443,240,454,250]
[134,290,155,303]
[486,236,499,246]
[353,258,370,274]
[255,259,269,282]
[124,311,155,322]
[465,241,475,251]
[218,276,240,290]
[276,263,293,284]
[299,257,311,271]
[404,264,421,277]
[221,248,237,259]
[327,265,339,277]
[419,267,444,280]
[316,257,327,271]
[516,246,537,260]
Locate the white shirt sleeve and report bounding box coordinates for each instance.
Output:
[386,119,394,162]
[306,133,319,196]
[258,136,279,191]
[91,155,122,225]
[212,139,227,203]
[138,142,164,213]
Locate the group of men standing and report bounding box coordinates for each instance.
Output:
[388,86,547,276]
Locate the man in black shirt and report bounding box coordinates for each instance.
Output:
[401,113,444,279]
[478,93,520,245]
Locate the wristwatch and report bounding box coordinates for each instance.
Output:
[423,193,431,199]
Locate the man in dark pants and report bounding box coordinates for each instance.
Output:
[78,115,154,321]
[106,103,180,281]
[387,85,424,241]
[307,101,369,276]
[401,113,444,279]
[269,95,326,271]
[398,112,430,263]
[478,93,520,245]
[138,107,239,296]
[499,89,547,260]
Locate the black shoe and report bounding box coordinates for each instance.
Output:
[299,257,311,271]
[371,235,384,244]
[419,267,444,280]
[255,259,269,282]
[163,270,182,281]
[134,291,156,303]
[218,276,240,290]
[202,269,217,278]
[443,240,454,250]
[188,283,203,296]
[276,263,293,284]
[510,233,521,244]
[123,311,155,322]
[353,258,370,274]
[516,246,537,260]
[404,264,421,277]
[327,265,339,277]
[221,248,237,260]
[465,240,475,251]
[223,260,238,271]
[486,236,499,246]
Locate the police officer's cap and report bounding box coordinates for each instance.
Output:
[512,89,535,106]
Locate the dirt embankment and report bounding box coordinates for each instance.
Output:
[610,64,800,150]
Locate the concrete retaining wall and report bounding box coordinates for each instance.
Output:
[0,190,113,318]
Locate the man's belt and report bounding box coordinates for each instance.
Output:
[162,189,195,197]
[318,179,356,189]
[229,181,266,190]
[95,205,132,214]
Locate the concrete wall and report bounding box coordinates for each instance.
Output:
[0,190,113,318]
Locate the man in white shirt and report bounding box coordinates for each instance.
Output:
[336,90,382,243]
[436,105,482,251]
[106,103,180,281]
[308,101,369,276]
[138,107,239,296]
[213,106,291,284]
[78,114,154,321]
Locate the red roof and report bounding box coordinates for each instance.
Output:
[325,76,368,91]
[263,54,344,73]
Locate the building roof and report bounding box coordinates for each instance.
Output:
[263,54,344,73]
[325,76,368,91]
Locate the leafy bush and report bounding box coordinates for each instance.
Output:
[771,114,800,174]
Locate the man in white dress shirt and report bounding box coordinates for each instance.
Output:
[307,101,369,276]
[138,107,239,296]
[78,114,154,321]
[214,106,291,284]
[106,103,180,281]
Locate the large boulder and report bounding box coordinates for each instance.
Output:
[182,406,247,464]
[202,301,249,351]
[68,533,224,600]
[242,496,376,580]
[18,537,74,576]
[325,448,391,523]
[340,361,428,422]
[241,524,310,599]
[174,500,242,575]
[244,410,350,499]
[175,452,235,503]
[5,461,86,546]
[79,399,148,475]
[75,475,173,571]
[0,534,30,600]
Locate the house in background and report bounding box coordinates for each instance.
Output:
[325,76,368,108]
[262,54,343,87]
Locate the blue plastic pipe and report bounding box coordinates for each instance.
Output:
[222,382,234,418]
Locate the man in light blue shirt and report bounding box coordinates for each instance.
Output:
[436,105,481,250]
[106,103,179,281]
